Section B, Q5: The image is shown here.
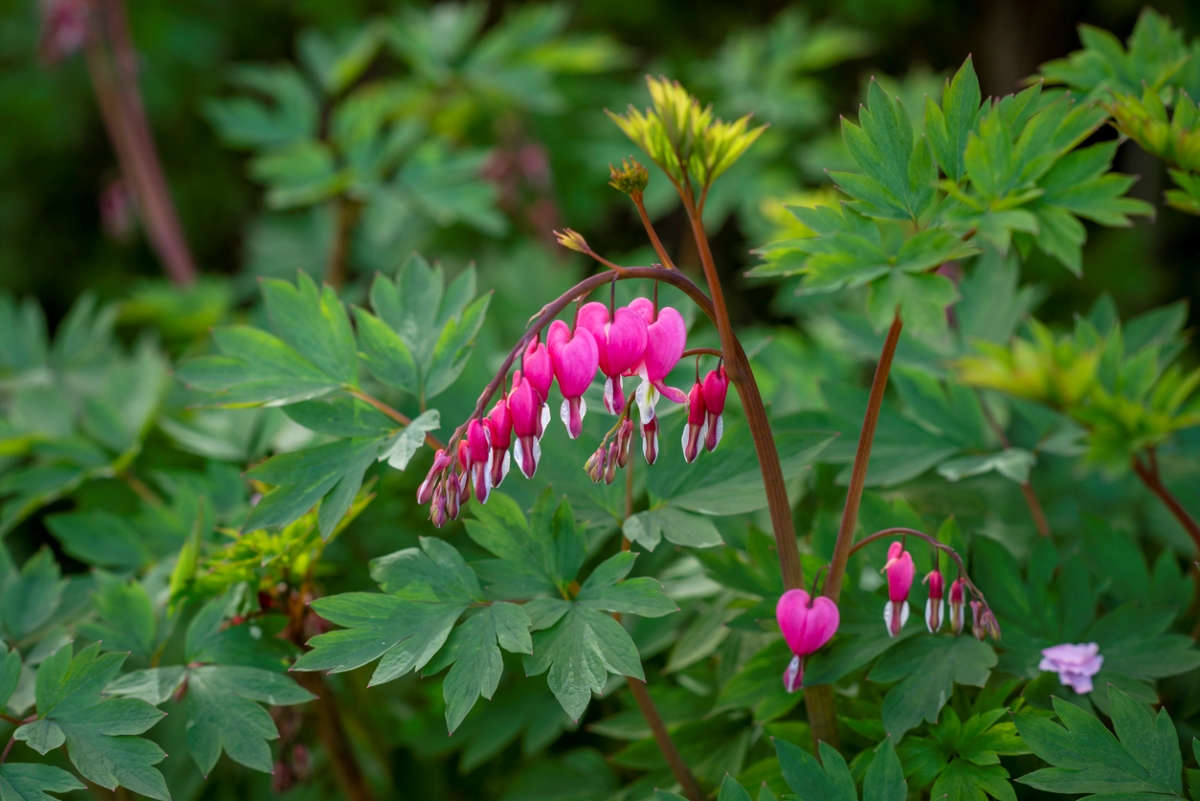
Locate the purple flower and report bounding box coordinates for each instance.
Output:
[1039,642,1104,694]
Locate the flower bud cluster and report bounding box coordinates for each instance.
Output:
[417,295,730,526]
[881,539,1000,643]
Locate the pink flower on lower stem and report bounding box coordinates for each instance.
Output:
[417,448,453,505]
[508,375,542,478]
[701,366,728,452]
[547,320,599,439]
[484,396,513,489]
[882,541,914,637]
[577,302,648,414]
[776,589,840,693]
[1039,643,1103,694]
[924,569,944,633]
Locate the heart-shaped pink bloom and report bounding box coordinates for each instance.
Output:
[627,298,687,404]
[522,337,554,437]
[578,302,649,413]
[948,577,966,635]
[548,320,598,438]
[775,589,840,693]
[508,376,542,478]
[883,541,914,637]
[924,569,945,633]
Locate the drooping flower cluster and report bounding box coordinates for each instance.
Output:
[881,540,1000,642]
[418,294,732,525]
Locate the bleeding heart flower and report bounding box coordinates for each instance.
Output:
[970,600,985,641]
[924,569,944,633]
[948,578,966,635]
[484,396,513,489]
[466,419,491,504]
[641,415,659,465]
[522,337,554,437]
[430,481,448,528]
[508,375,542,478]
[775,589,840,693]
[682,381,706,463]
[547,320,599,439]
[628,298,688,409]
[882,541,914,637]
[578,302,649,414]
[701,366,728,452]
[616,417,634,467]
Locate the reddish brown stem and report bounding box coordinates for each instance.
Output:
[293,672,376,801]
[91,0,197,285]
[632,194,677,270]
[1132,451,1200,553]
[346,388,444,450]
[678,193,804,593]
[327,198,360,290]
[681,347,723,359]
[625,677,704,801]
[823,312,904,603]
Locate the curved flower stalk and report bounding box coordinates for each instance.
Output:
[850,527,1001,643]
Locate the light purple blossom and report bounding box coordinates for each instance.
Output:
[1039,642,1104,694]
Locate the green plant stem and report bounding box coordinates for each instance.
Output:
[823,311,904,603]
[1132,449,1200,553]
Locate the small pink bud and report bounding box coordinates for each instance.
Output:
[641,416,659,465]
[446,474,461,520]
[882,541,914,637]
[604,441,620,485]
[970,600,986,641]
[682,381,706,464]
[548,320,599,438]
[923,570,944,633]
[417,448,452,505]
[701,366,728,452]
[430,482,448,528]
[584,446,606,483]
[616,418,634,468]
[775,589,840,693]
[949,578,966,635]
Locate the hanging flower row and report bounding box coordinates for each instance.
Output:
[417,290,729,526]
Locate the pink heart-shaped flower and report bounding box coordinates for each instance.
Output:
[776,589,839,657]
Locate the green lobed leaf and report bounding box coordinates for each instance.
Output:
[775,737,856,801]
[0,763,85,801]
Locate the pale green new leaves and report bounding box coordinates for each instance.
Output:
[608,76,765,189]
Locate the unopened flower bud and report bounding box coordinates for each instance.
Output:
[982,608,1001,642]
[949,578,966,635]
[970,600,986,641]
[604,441,620,485]
[430,482,448,528]
[682,381,707,464]
[445,474,461,520]
[641,416,659,465]
[924,569,944,633]
[417,448,452,504]
[608,158,650,198]
[701,366,728,452]
[616,418,634,467]
[554,228,589,253]
[585,447,606,483]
